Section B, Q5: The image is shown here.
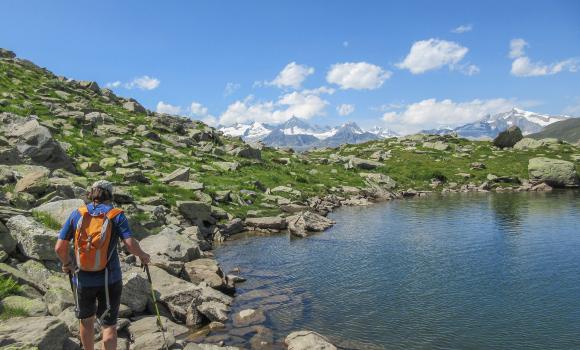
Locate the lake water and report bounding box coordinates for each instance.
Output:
[212,191,580,349]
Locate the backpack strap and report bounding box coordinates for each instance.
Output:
[106,208,123,220]
[77,206,89,215]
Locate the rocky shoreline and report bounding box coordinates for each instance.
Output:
[0,47,578,349]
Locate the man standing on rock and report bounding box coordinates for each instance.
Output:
[54,180,151,350]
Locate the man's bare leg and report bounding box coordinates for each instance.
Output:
[101,324,117,350]
[79,316,95,350]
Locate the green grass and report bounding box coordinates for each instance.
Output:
[0,305,28,320]
[0,276,20,299]
[32,211,62,230]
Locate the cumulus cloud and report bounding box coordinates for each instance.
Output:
[451,24,473,34]
[106,75,160,90]
[381,98,518,133]
[337,104,355,116]
[509,38,579,77]
[188,101,217,126]
[326,62,392,90]
[267,62,314,89]
[156,101,182,115]
[397,38,477,75]
[224,82,241,96]
[219,91,328,125]
[301,86,335,95]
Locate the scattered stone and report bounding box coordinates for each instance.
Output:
[121,268,150,313]
[423,141,449,151]
[183,258,225,289]
[245,216,287,231]
[470,162,486,170]
[161,167,190,184]
[213,161,240,171]
[197,301,230,322]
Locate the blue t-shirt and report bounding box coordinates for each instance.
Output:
[58,203,132,288]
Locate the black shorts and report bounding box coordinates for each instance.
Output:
[76,280,122,326]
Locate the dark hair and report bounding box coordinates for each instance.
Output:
[88,187,112,203]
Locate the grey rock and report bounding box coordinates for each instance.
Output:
[287,211,335,238]
[1,295,48,316]
[6,215,58,260]
[183,258,225,289]
[285,331,337,350]
[121,268,151,313]
[140,229,201,275]
[31,198,84,225]
[197,301,230,322]
[44,287,75,316]
[122,100,146,114]
[493,126,523,148]
[528,157,579,187]
[245,216,287,231]
[233,308,266,327]
[161,167,190,184]
[0,316,70,350]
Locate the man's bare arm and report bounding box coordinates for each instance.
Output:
[122,237,150,265]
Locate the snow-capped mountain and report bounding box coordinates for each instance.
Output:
[368,126,400,138]
[421,108,571,139]
[218,116,392,149]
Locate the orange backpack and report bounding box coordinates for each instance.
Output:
[74,206,123,272]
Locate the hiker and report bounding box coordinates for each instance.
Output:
[54,180,151,350]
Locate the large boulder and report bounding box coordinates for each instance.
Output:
[14,168,50,195]
[31,199,84,225]
[359,173,397,189]
[513,138,545,150]
[6,215,58,260]
[528,157,579,187]
[139,228,201,275]
[0,220,17,254]
[287,211,335,238]
[121,268,151,313]
[422,141,449,151]
[345,157,383,170]
[161,167,190,184]
[44,286,75,316]
[285,331,337,350]
[493,126,523,148]
[4,117,75,171]
[183,258,226,290]
[228,145,261,160]
[0,316,71,350]
[122,100,146,114]
[245,216,287,231]
[177,201,216,227]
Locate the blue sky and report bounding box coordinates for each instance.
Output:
[1,0,579,132]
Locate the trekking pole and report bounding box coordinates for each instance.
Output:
[144,264,169,350]
[68,271,79,314]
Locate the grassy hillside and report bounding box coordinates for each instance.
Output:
[528,117,580,144]
[0,49,578,233]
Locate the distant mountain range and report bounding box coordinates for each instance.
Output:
[219,108,574,149]
[421,108,571,139]
[529,117,580,144]
[219,116,399,150]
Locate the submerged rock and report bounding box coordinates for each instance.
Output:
[285,330,337,350]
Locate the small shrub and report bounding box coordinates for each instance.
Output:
[0,305,28,320]
[0,276,20,299]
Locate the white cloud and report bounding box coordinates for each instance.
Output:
[156,101,182,115]
[189,101,218,126]
[301,86,335,95]
[343,41,349,47]
[190,102,209,116]
[268,62,314,89]
[224,82,240,96]
[105,81,121,88]
[107,76,160,90]
[337,104,355,116]
[563,98,580,116]
[509,38,528,59]
[219,91,328,125]
[382,98,518,133]
[125,75,160,90]
[451,24,473,34]
[397,38,476,75]
[326,62,392,90]
[509,39,579,77]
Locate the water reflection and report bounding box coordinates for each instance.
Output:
[212,191,580,350]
